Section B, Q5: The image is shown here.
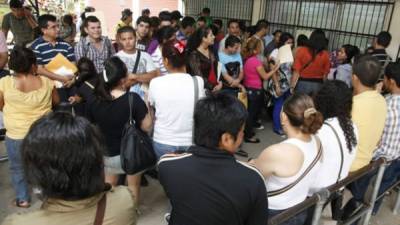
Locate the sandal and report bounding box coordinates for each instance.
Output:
[15,199,30,208]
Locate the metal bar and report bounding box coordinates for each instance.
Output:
[393,188,400,215]
[311,189,330,225]
[361,163,387,225]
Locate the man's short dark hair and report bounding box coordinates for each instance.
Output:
[385,62,400,87]
[194,93,247,149]
[9,0,23,8]
[376,31,392,48]
[159,11,172,22]
[227,19,239,28]
[181,16,195,29]
[255,20,270,32]
[142,8,150,16]
[202,7,210,15]
[353,54,382,87]
[171,10,183,21]
[38,14,57,29]
[117,25,136,36]
[197,16,206,23]
[136,15,151,26]
[225,35,241,49]
[83,15,100,27]
[22,112,107,200]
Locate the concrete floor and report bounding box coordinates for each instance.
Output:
[0,119,399,225]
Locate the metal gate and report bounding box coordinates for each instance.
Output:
[183,0,254,29]
[263,0,395,51]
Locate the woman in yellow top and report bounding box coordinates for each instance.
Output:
[0,47,59,208]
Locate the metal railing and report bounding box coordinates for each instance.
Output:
[262,0,395,52]
[268,158,396,225]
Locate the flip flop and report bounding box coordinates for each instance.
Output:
[14,199,31,208]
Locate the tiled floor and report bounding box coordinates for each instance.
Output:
[1,120,399,225]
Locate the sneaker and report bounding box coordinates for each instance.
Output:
[254,124,265,130]
[235,149,249,158]
[244,137,260,143]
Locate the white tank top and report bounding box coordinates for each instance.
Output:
[265,135,322,210]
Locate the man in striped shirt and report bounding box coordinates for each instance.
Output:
[371,62,400,213]
[368,31,392,81]
[31,15,75,83]
[31,14,75,100]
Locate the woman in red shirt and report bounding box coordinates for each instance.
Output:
[291,29,330,95]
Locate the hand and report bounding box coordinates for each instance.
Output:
[238,84,246,94]
[230,79,241,88]
[271,63,280,72]
[275,85,282,97]
[376,81,384,93]
[68,95,82,104]
[23,8,33,18]
[62,75,75,88]
[212,82,223,92]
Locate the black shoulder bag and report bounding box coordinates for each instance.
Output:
[120,51,156,175]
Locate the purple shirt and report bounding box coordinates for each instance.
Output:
[147,38,159,55]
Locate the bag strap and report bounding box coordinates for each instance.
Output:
[324,122,344,183]
[300,58,314,74]
[128,92,134,125]
[267,136,323,197]
[93,194,107,225]
[132,50,141,74]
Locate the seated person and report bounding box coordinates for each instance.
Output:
[158,93,268,225]
[2,112,137,225]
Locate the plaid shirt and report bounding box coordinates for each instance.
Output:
[374,94,400,161]
[75,36,115,73]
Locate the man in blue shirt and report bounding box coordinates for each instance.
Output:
[31,14,75,79]
[31,14,75,100]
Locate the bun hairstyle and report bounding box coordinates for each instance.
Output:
[162,41,186,68]
[8,46,37,74]
[283,94,323,134]
[75,57,97,87]
[94,57,127,101]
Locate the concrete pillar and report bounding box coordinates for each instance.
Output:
[387,0,400,59]
[251,0,267,25]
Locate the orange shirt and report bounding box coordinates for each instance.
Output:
[293,47,330,79]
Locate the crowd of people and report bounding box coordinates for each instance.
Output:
[1,1,400,225]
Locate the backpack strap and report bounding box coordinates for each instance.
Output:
[267,136,323,197]
[132,50,141,74]
[323,122,344,183]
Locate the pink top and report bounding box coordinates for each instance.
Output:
[243,56,263,89]
[0,32,7,53]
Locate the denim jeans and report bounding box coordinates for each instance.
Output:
[272,90,291,133]
[153,141,190,160]
[295,80,323,96]
[5,137,30,202]
[244,88,264,139]
[269,208,307,225]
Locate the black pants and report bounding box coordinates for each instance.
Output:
[244,88,264,139]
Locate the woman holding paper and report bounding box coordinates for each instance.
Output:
[0,47,59,208]
[269,32,295,135]
[242,37,279,143]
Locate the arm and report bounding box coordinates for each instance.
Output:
[51,87,60,106]
[24,9,38,29]
[1,29,8,41]
[0,91,4,111]
[37,65,72,83]
[140,113,153,133]
[256,63,279,80]
[0,52,7,70]
[245,180,268,225]
[127,70,158,85]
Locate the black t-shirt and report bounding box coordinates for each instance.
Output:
[159,146,268,225]
[89,92,148,156]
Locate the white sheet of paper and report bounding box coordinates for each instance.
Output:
[53,66,74,88]
[278,44,294,64]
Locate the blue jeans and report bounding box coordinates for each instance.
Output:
[5,137,30,202]
[153,141,190,160]
[295,80,323,96]
[269,208,307,225]
[272,90,291,132]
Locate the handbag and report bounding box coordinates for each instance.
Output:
[237,90,248,108]
[267,67,290,98]
[267,136,323,197]
[120,93,156,174]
